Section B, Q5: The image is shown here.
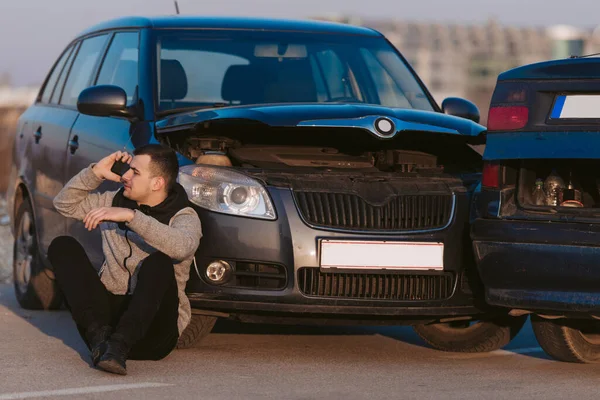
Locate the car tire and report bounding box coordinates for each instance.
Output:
[531,315,600,363]
[13,200,62,310]
[413,314,527,353]
[176,314,218,349]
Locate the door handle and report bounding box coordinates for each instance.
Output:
[34,127,42,144]
[68,136,79,155]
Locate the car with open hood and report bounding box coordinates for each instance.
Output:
[7,15,525,352]
[472,55,600,363]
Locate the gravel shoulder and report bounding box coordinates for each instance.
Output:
[0,225,12,283]
[0,198,12,283]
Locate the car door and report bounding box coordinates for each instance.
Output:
[27,41,81,256]
[31,34,112,257]
[64,30,144,268]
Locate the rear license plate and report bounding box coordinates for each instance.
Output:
[319,240,444,271]
[551,95,600,119]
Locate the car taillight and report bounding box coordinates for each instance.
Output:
[482,162,500,188]
[487,82,530,131]
[487,106,529,131]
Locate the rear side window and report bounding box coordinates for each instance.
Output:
[40,45,74,104]
[50,43,78,105]
[96,32,140,104]
[60,34,109,107]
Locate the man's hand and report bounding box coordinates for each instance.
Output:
[83,207,135,231]
[91,151,133,182]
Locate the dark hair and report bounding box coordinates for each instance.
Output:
[133,144,179,192]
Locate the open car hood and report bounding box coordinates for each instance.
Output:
[156,103,486,140]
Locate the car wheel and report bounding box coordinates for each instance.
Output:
[531,315,600,363]
[176,314,217,349]
[413,314,527,353]
[13,200,62,310]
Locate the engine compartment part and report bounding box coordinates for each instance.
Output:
[195,152,233,167]
[167,125,481,174]
[518,159,600,211]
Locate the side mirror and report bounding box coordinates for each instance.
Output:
[77,85,134,119]
[441,97,480,124]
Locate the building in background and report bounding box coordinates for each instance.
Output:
[547,25,586,59]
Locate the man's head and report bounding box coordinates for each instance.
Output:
[121,144,179,205]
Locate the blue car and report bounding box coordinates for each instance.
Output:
[472,56,600,363]
[7,15,524,351]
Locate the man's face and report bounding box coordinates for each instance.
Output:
[121,155,160,203]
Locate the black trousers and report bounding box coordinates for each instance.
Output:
[48,236,180,361]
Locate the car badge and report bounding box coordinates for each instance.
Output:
[374,117,395,137]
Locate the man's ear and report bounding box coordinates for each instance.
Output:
[152,176,166,192]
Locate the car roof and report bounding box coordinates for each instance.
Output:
[77,15,382,38]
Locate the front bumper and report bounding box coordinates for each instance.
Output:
[185,186,488,322]
[472,218,600,316]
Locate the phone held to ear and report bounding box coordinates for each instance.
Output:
[111,160,130,176]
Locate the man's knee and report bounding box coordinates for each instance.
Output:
[48,236,82,262]
[139,252,174,280]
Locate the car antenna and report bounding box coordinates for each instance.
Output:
[174,0,180,15]
[570,52,600,59]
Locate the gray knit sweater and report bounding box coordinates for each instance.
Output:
[53,165,202,335]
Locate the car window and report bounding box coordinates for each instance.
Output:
[96,32,140,104]
[159,48,248,107]
[360,48,412,108]
[313,50,358,100]
[156,31,435,113]
[40,45,74,104]
[60,34,109,107]
[50,42,79,105]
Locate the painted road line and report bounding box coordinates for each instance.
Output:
[492,347,544,356]
[0,383,173,400]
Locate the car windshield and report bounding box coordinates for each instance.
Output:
[155,30,435,114]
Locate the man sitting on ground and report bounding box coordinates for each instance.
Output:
[49,144,201,375]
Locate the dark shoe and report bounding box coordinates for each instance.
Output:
[86,325,112,366]
[96,334,130,375]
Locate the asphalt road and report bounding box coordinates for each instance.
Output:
[1,284,599,400]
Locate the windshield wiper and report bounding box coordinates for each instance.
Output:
[157,103,228,117]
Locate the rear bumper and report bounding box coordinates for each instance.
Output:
[472,218,600,316]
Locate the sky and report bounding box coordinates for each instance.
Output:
[1,0,600,86]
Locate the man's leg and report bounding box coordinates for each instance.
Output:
[97,251,179,374]
[47,236,113,363]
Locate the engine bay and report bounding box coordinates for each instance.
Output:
[165,124,482,175]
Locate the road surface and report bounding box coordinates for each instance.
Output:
[0,284,598,399]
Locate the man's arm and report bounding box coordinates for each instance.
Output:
[53,151,132,220]
[53,165,111,221]
[126,208,202,261]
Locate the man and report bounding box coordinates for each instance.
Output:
[48,144,201,375]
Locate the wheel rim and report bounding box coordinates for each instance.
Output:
[14,210,34,294]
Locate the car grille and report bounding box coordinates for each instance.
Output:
[293,191,453,231]
[298,268,454,301]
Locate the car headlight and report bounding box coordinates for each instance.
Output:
[178,165,276,220]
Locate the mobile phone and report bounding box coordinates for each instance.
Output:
[110,160,130,176]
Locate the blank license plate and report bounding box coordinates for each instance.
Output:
[551,95,600,119]
[319,240,444,271]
